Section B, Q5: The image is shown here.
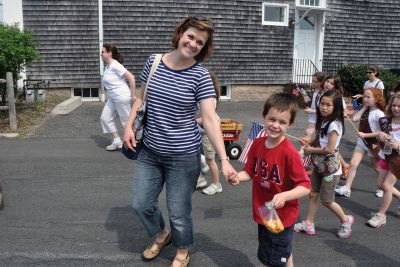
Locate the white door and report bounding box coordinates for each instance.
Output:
[295,15,316,62]
[293,11,322,84]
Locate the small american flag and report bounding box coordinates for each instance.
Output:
[238,122,267,164]
[302,154,312,167]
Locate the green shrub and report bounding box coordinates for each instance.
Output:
[337,64,400,100]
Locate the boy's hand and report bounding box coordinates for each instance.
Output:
[227,173,240,185]
[271,192,288,209]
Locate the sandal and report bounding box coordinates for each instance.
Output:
[142,231,172,261]
[170,254,190,267]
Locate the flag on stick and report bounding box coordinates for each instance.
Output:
[238,122,266,164]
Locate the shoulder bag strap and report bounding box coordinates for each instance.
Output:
[143,54,162,100]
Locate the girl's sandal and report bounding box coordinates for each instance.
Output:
[142,231,172,261]
[170,254,190,267]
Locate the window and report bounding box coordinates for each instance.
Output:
[262,3,289,26]
[73,88,99,99]
[220,84,231,100]
[296,0,326,8]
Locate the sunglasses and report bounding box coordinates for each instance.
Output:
[366,71,374,74]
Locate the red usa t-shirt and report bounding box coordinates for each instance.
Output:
[243,136,311,227]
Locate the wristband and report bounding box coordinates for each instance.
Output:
[219,156,229,161]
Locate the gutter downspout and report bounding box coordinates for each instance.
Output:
[98,0,105,102]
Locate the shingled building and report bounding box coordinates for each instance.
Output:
[21,0,400,100]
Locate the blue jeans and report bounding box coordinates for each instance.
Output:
[131,146,200,248]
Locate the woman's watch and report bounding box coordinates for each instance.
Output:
[219,156,229,161]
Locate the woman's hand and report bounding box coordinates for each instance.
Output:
[221,160,237,184]
[123,124,138,151]
[227,173,240,185]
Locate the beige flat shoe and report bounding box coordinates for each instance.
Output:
[170,254,190,267]
[142,231,172,261]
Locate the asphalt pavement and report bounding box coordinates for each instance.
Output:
[0,101,399,266]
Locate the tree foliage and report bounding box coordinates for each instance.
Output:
[337,64,400,100]
[0,23,40,104]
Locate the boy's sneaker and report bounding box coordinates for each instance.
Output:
[202,183,222,195]
[294,220,315,235]
[367,213,386,228]
[106,139,123,151]
[335,185,351,197]
[375,189,384,198]
[337,215,354,239]
[196,175,207,189]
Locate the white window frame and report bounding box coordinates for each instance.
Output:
[296,0,326,8]
[219,84,231,100]
[71,87,100,101]
[261,3,289,27]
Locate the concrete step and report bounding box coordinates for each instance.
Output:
[52,96,82,115]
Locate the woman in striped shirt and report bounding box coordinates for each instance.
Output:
[123,16,236,267]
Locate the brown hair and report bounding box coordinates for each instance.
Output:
[103,43,123,63]
[171,16,214,62]
[313,71,325,89]
[368,65,380,78]
[386,92,400,118]
[365,87,386,112]
[323,74,343,94]
[262,92,298,125]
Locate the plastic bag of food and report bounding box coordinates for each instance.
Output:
[258,201,284,234]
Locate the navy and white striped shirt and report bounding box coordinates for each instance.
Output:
[140,54,216,156]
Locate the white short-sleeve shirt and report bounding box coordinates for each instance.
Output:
[103,60,131,101]
[364,79,384,91]
[319,120,343,175]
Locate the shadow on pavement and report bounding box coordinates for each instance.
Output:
[325,240,400,266]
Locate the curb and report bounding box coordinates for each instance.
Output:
[0,133,19,138]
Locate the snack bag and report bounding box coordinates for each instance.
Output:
[258,201,284,234]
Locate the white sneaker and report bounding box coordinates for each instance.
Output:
[337,215,354,239]
[375,189,384,198]
[196,175,207,189]
[106,139,123,151]
[367,213,386,228]
[200,155,209,174]
[335,185,351,197]
[202,183,222,195]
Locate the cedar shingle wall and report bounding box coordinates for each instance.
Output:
[22,0,99,88]
[103,0,294,85]
[23,0,294,88]
[22,0,400,90]
[324,0,400,68]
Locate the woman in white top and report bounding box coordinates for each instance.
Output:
[353,65,384,99]
[100,44,136,151]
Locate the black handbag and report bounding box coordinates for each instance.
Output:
[122,54,162,160]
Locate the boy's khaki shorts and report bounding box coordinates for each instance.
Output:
[310,172,339,202]
[202,135,215,160]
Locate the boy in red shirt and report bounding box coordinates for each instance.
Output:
[229,92,311,267]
